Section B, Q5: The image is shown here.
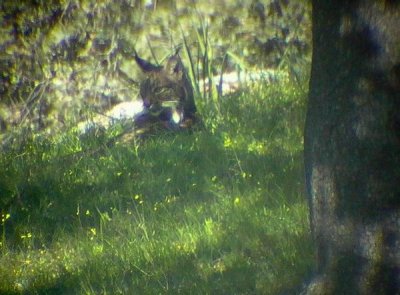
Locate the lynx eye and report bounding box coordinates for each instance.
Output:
[154,87,165,95]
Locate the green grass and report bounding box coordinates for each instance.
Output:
[0,80,313,294]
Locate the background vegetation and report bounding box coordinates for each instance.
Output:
[0,0,310,133]
[0,0,313,294]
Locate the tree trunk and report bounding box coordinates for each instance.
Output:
[304,1,400,294]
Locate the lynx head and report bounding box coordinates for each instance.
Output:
[134,51,196,126]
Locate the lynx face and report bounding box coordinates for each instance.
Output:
[135,52,197,128]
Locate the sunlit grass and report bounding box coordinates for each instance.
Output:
[0,80,313,294]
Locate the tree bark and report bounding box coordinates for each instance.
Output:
[304,1,400,294]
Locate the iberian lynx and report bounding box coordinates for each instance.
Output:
[134,51,197,130]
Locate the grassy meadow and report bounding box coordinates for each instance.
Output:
[0,79,313,294]
[0,0,313,293]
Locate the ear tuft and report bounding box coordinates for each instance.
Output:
[134,53,163,73]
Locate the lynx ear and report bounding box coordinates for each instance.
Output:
[134,53,162,73]
[164,54,184,79]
